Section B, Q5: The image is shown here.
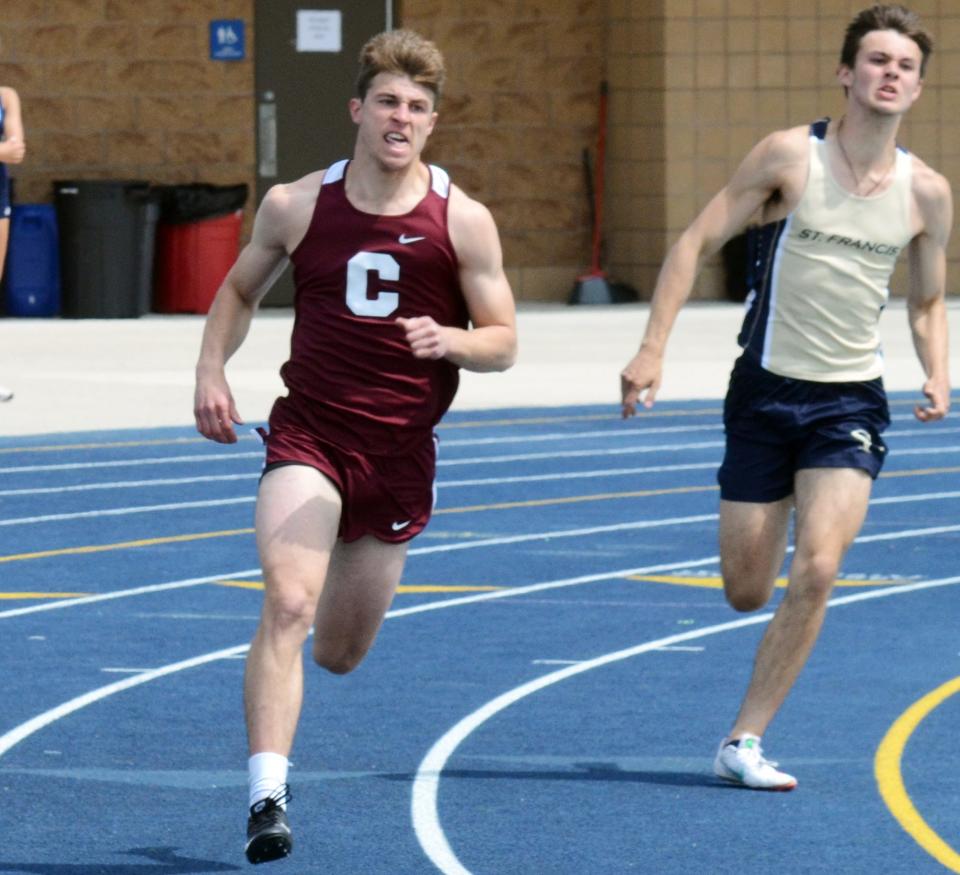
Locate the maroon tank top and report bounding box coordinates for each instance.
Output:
[282,160,468,454]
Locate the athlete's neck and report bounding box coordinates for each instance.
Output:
[344,154,429,216]
[834,108,901,167]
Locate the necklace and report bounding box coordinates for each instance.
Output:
[835,117,895,197]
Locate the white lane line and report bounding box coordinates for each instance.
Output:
[0,497,255,527]
[0,569,262,620]
[440,425,720,447]
[411,572,960,875]
[437,442,726,466]
[0,422,954,476]
[437,422,960,448]
[0,452,263,475]
[409,515,718,557]
[439,463,717,488]
[0,516,719,620]
[0,520,956,811]
[0,441,724,476]
[0,643,250,758]
[0,463,715,499]
[5,497,960,619]
[440,457,960,488]
[0,430,716,477]
[0,473,260,498]
[0,554,725,761]
[896,444,960,456]
[4,476,959,532]
[3,444,960,499]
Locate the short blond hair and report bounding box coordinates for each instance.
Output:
[356,30,446,106]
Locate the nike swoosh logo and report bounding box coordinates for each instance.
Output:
[391,520,411,531]
[398,234,425,244]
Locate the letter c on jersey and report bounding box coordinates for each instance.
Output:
[346,251,400,318]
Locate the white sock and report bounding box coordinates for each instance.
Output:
[248,752,290,809]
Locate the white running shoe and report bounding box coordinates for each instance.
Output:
[713,734,797,791]
[0,385,12,402]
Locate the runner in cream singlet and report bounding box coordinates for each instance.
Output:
[738,118,914,382]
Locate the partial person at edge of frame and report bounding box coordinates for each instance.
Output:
[620,3,950,791]
[193,28,517,865]
[0,82,25,403]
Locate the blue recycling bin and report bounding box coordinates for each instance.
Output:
[3,203,60,317]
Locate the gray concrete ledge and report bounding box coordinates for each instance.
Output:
[0,300,956,436]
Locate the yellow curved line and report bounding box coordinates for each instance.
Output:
[875,675,960,872]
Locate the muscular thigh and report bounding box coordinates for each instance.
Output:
[793,467,872,555]
[313,536,409,646]
[256,464,343,605]
[719,497,792,601]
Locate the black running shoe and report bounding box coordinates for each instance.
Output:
[245,784,293,864]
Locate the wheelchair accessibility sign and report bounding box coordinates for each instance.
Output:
[210,19,245,61]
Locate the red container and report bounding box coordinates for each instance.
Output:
[153,210,242,314]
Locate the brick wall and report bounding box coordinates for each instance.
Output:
[606,0,960,301]
[0,0,254,206]
[2,1,959,303]
[399,0,606,302]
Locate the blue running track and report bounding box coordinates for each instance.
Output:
[0,394,958,874]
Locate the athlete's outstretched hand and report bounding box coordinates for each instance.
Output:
[914,376,951,423]
[194,368,244,444]
[620,347,663,418]
[396,316,451,361]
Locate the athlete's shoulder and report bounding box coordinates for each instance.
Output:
[909,154,952,239]
[910,153,951,203]
[254,170,326,248]
[731,124,810,198]
[262,170,326,212]
[754,124,811,167]
[448,183,495,227]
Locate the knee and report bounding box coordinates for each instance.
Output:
[720,562,776,612]
[261,588,315,638]
[724,584,771,613]
[311,638,368,675]
[789,552,840,601]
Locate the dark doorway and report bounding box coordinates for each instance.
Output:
[254,2,393,305]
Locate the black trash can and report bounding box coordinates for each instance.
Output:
[153,183,248,224]
[54,180,160,318]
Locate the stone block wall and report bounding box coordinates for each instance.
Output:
[2,0,960,302]
[0,0,254,207]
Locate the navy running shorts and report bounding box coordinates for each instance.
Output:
[717,353,890,503]
[260,394,437,544]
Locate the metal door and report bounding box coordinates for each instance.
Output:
[254,1,393,305]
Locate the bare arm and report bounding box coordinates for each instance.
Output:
[907,164,953,422]
[620,127,807,416]
[194,185,299,443]
[397,186,517,372]
[0,87,26,165]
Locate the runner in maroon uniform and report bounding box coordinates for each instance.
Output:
[193,30,516,865]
